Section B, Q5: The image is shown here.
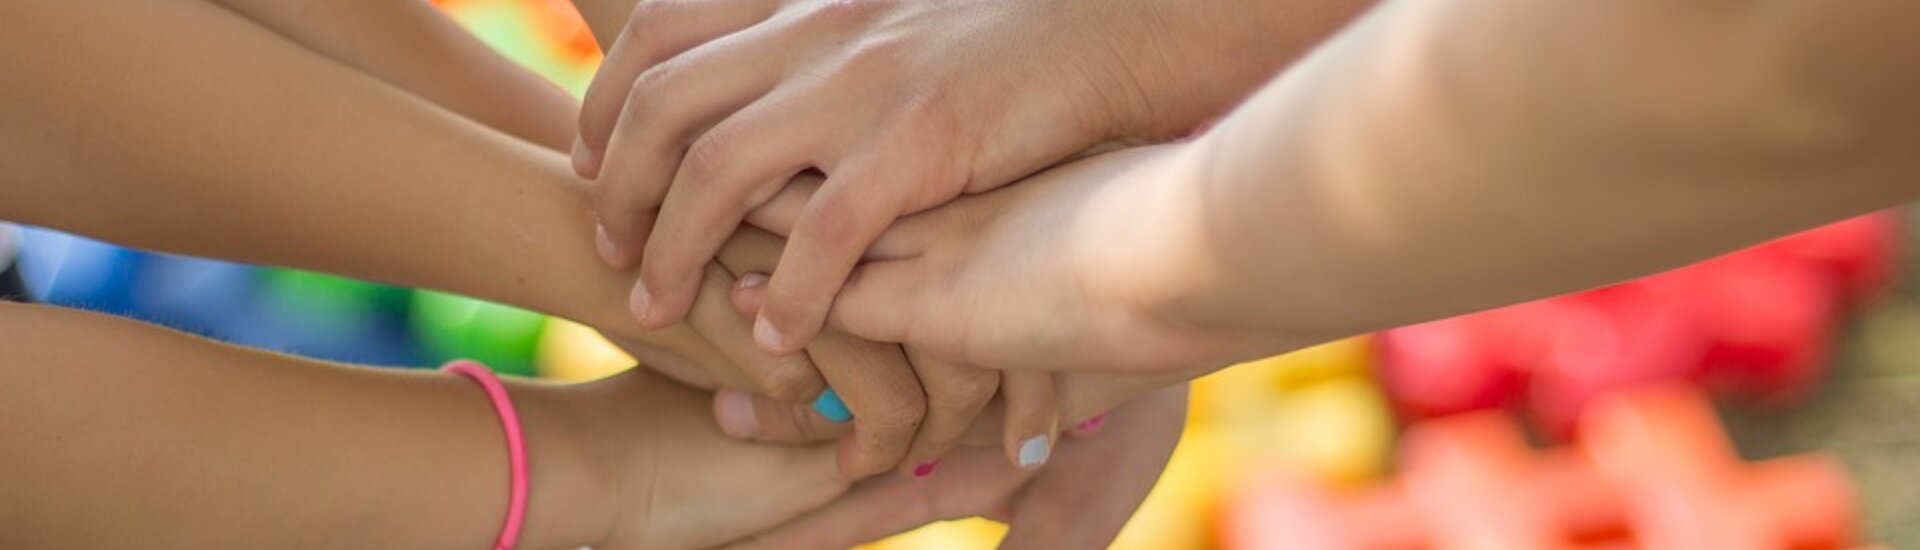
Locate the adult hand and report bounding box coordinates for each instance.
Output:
[575,0,1329,358]
[722,385,1189,550]
[742,145,1287,376]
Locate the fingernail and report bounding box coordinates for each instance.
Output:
[595,224,620,266]
[571,137,601,179]
[715,389,759,439]
[1017,436,1051,468]
[754,315,786,352]
[811,388,852,423]
[628,279,654,324]
[1076,414,1108,434]
[912,461,939,478]
[736,273,769,291]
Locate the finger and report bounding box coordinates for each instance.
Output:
[629,91,828,328]
[731,263,929,480]
[997,386,1189,550]
[893,352,999,479]
[713,387,851,444]
[754,159,915,355]
[818,339,925,480]
[742,173,822,237]
[575,0,777,177]
[592,30,787,271]
[685,263,827,401]
[1000,370,1060,469]
[724,448,1034,550]
[844,257,934,341]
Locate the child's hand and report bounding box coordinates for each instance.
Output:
[546,367,849,550]
[720,385,1189,550]
[575,0,1306,355]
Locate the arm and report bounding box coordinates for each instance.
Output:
[820,0,1920,373]
[0,301,605,548]
[208,0,580,149]
[1152,0,1920,351]
[0,0,955,480]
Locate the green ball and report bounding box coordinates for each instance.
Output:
[410,291,547,377]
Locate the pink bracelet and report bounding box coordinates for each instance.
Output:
[443,360,528,550]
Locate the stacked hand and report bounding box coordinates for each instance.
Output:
[570,0,1370,546]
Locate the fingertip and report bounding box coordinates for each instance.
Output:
[595,224,626,268]
[754,314,801,355]
[1069,413,1109,437]
[731,273,770,318]
[1015,434,1053,469]
[633,265,697,329]
[627,278,659,327]
[571,135,602,179]
[810,388,852,423]
[714,389,760,440]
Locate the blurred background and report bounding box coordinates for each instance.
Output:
[3,1,1915,547]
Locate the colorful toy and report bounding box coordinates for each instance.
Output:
[1222,383,1866,549]
[1378,212,1901,435]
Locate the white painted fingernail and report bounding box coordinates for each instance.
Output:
[1017,436,1051,468]
[754,315,786,352]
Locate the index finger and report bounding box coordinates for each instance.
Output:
[574,0,776,177]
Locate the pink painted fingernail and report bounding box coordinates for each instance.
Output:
[1076,414,1108,433]
[912,461,939,478]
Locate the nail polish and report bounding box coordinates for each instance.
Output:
[1076,414,1108,433]
[1017,436,1051,468]
[811,389,852,423]
[912,461,939,478]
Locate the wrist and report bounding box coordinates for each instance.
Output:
[1070,144,1283,368]
[509,381,619,548]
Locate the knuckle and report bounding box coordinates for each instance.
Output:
[837,38,911,78]
[624,65,677,122]
[624,1,678,36]
[680,129,738,184]
[805,0,886,27]
[798,193,871,252]
[864,394,927,433]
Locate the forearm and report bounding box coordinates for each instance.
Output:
[0,302,606,548]
[206,0,579,149]
[0,0,661,345]
[1131,0,1920,358]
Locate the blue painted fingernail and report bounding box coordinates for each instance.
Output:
[812,389,852,423]
[1017,436,1051,468]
